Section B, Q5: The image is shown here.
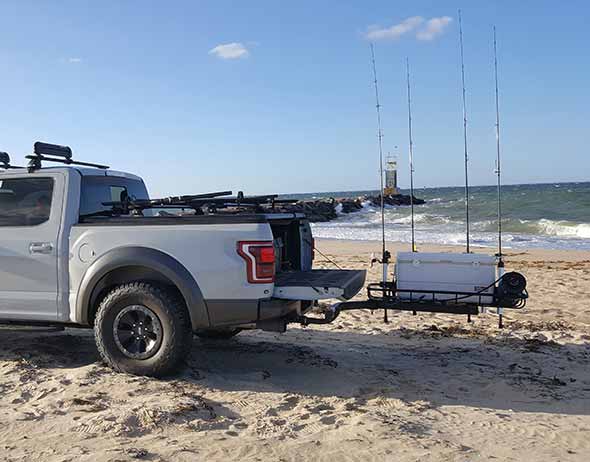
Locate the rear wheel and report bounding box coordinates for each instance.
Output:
[94,282,192,376]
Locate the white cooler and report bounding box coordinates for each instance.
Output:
[395,252,498,305]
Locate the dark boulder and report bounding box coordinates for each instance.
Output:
[367,194,426,207]
[275,193,426,223]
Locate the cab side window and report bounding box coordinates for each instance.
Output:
[0,178,54,227]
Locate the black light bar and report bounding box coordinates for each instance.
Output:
[34,141,72,159]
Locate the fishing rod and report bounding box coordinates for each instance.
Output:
[493,26,503,259]
[493,25,505,328]
[370,43,390,324]
[406,57,417,253]
[458,9,471,253]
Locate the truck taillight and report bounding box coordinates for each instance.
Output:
[237,241,276,284]
[311,237,315,261]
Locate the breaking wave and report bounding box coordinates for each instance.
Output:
[535,219,590,239]
[307,182,590,250]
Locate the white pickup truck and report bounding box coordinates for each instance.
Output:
[0,144,366,376]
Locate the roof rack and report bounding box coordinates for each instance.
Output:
[26,141,109,172]
[0,152,24,170]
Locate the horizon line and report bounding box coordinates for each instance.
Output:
[278,180,589,197]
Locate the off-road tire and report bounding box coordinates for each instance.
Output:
[94,282,192,376]
[194,328,241,340]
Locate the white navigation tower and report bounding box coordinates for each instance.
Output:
[384,154,399,195]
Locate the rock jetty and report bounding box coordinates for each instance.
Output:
[278,194,426,223]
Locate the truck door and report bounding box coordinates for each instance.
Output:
[0,173,62,320]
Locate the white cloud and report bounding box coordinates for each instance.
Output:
[364,15,453,42]
[365,16,424,41]
[208,42,249,60]
[68,57,82,63]
[416,16,453,41]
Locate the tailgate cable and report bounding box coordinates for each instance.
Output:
[303,238,346,301]
[303,238,342,270]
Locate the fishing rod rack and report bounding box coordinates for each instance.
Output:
[26,142,110,172]
[0,152,24,170]
[95,191,300,217]
[301,271,528,329]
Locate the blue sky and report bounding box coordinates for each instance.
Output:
[1,1,588,196]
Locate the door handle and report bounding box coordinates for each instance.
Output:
[29,242,54,255]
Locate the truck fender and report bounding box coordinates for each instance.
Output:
[76,246,210,329]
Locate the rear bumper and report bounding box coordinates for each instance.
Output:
[205,269,366,329]
[259,298,304,320]
[206,297,304,328]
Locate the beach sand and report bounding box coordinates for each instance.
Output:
[1,239,589,461]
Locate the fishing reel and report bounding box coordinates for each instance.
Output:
[495,271,528,308]
[370,250,391,267]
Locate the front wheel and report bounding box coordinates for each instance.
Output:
[94,282,192,376]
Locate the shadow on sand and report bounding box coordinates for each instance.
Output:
[0,325,588,416]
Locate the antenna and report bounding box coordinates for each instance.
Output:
[493,26,503,259]
[458,9,471,253]
[370,43,390,324]
[406,58,416,252]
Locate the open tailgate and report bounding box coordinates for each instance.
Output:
[273,269,366,301]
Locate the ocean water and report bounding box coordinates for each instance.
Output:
[285,182,590,251]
